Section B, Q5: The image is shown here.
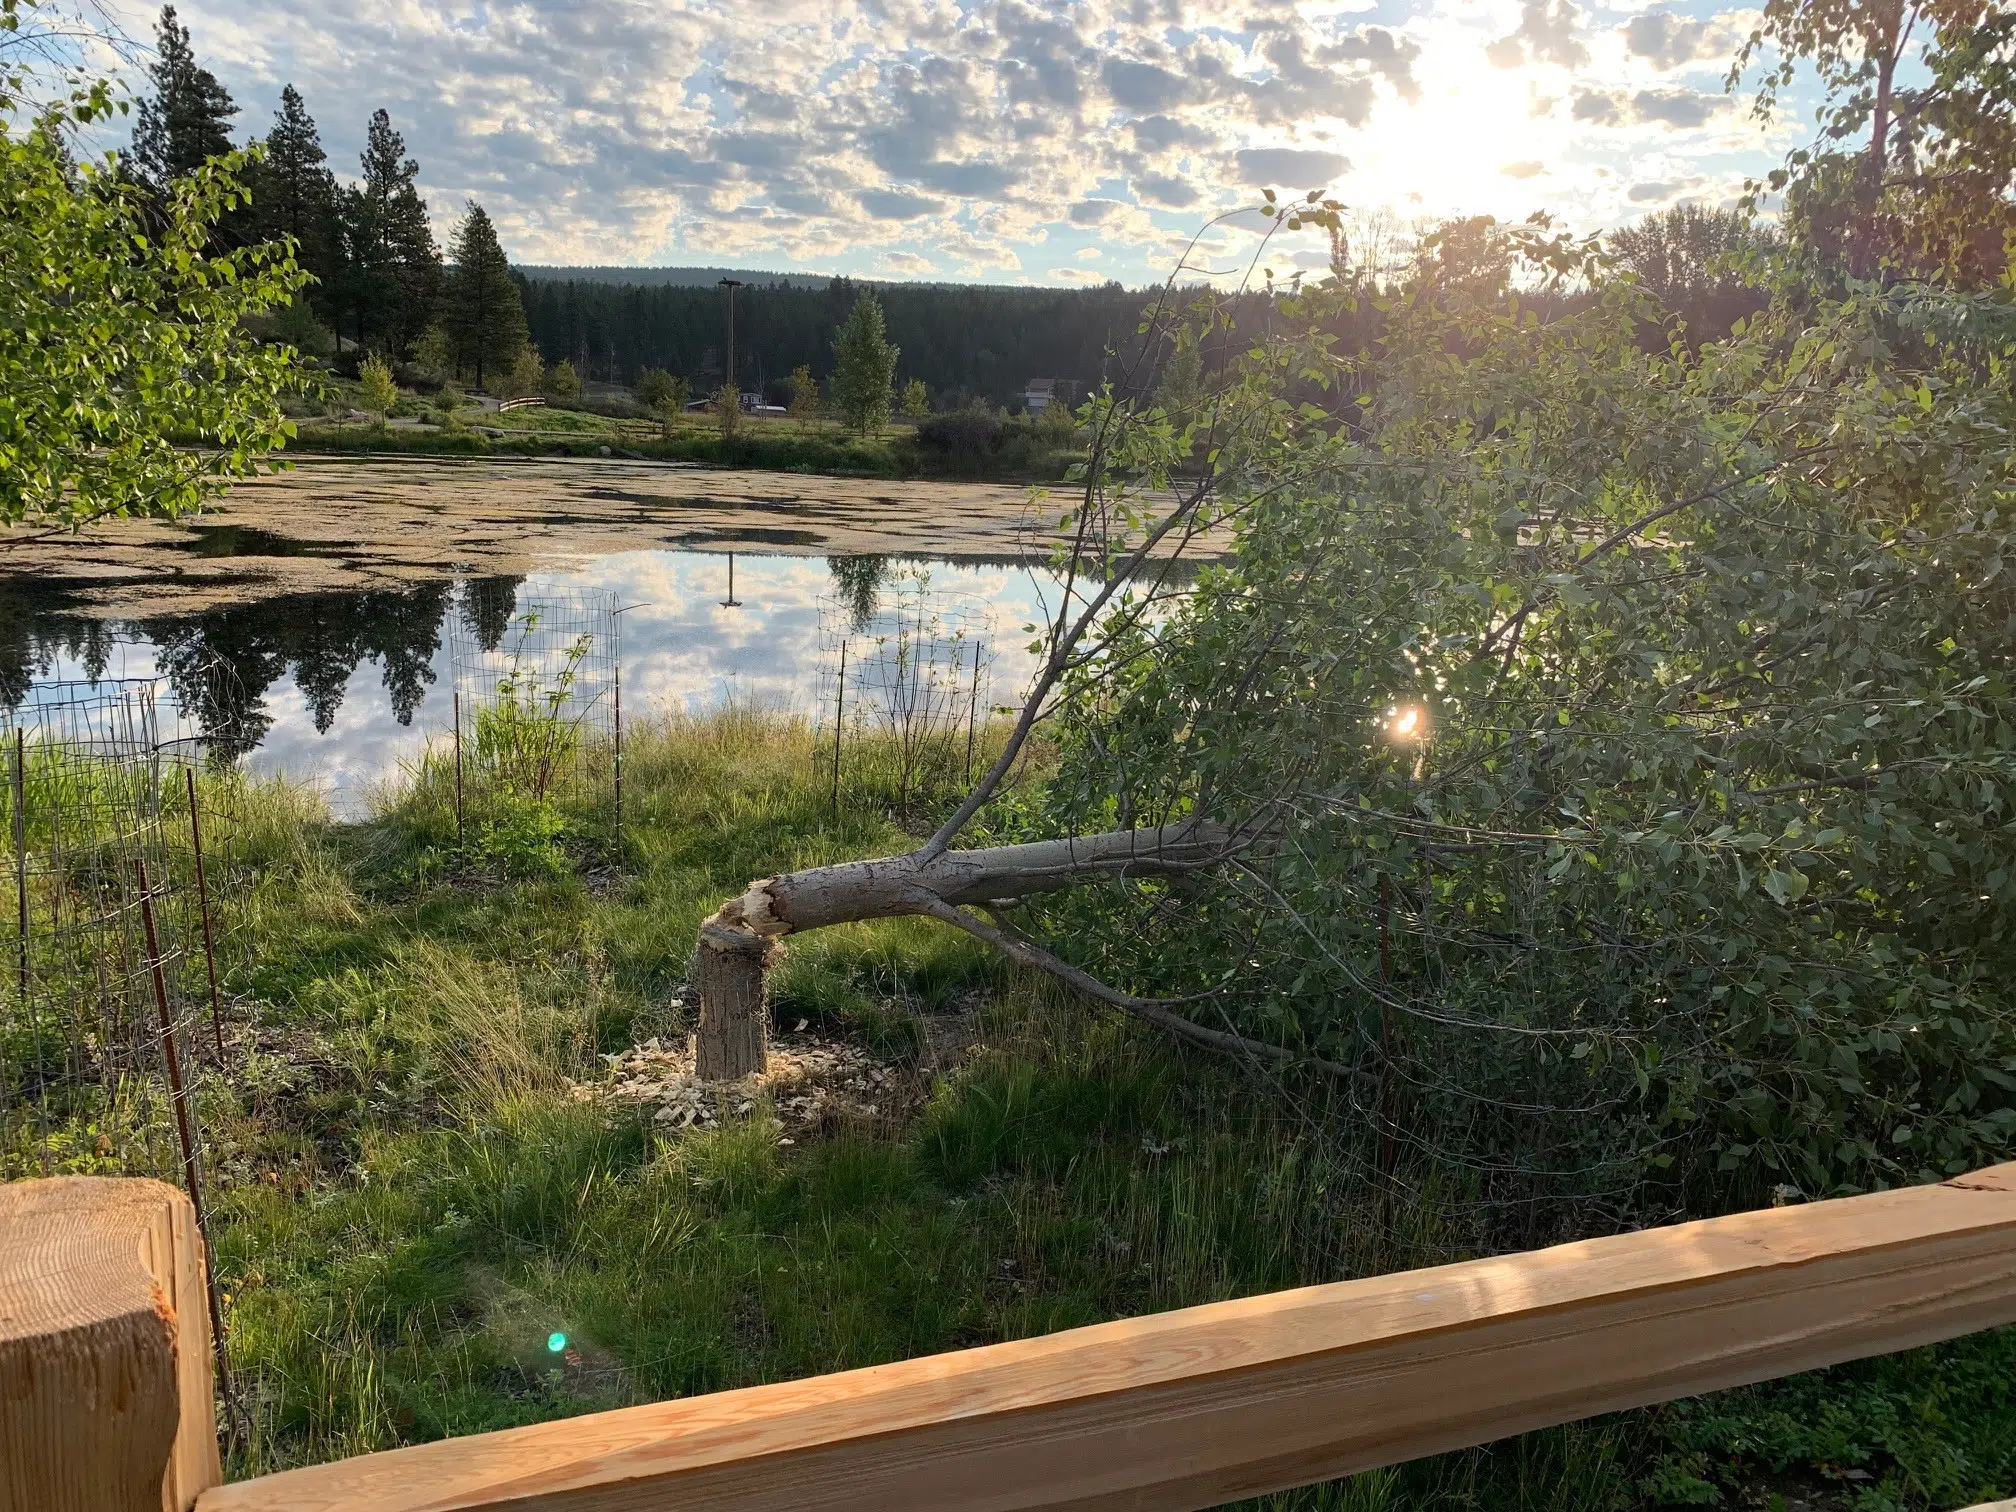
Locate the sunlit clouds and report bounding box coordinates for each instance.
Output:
[109,0,1798,283]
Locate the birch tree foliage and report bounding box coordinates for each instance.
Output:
[0,5,306,533]
[1031,244,2016,1212]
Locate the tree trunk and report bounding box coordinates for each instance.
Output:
[694,904,777,1079]
[692,824,1233,1075]
[735,824,1230,938]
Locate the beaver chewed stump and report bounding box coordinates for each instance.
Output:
[694,900,781,1080]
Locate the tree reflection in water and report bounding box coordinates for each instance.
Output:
[0,577,524,759]
[828,554,887,631]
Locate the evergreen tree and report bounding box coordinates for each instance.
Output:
[829,292,898,436]
[443,201,526,390]
[129,5,237,189]
[339,109,440,358]
[250,85,340,320]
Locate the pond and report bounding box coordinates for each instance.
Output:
[3,549,1067,819]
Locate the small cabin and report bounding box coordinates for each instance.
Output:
[1023,378,1081,415]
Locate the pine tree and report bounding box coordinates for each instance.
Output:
[339,109,441,359]
[251,85,339,320]
[442,201,526,390]
[829,292,898,436]
[129,6,237,189]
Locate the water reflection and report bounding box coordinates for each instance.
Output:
[4,550,1059,816]
[828,555,888,631]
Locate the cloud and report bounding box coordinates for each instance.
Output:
[1104,59,1194,114]
[1573,87,1728,129]
[1131,115,1214,153]
[1488,0,1589,70]
[1629,88,1727,128]
[859,188,943,220]
[1628,176,1707,203]
[879,250,936,275]
[1500,160,1547,178]
[1049,266,1108,283]
[124,0,1795,280]
[1572,90,1625,126]
[1621,11,1735,70]
[1234,147,1349,188]
[1132,172,1199,207]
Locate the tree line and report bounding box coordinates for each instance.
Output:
[520,275,1144,409]
[129,6,531,388]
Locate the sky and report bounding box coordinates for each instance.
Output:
[102,0,1811,286]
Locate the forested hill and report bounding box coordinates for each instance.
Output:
[517,266,834,288]
[513,274,1146,408]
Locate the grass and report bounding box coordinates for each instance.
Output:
[5,709,2012,1508]
[283,379,1085,481]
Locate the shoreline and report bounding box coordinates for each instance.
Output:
[0,456,1083,619]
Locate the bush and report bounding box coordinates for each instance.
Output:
[916,406,1003,465]
[357,356,399,423]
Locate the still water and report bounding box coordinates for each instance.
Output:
[4,550,1063,818]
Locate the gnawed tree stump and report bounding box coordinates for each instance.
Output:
[685,824,1318,1081]
[0,1177,221,1512]
[695,901,780,1080]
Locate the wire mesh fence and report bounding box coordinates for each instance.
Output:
[1,678,244,1409]
[815,568,996,819]
[447,589,623,847]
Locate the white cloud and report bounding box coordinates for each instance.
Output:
[118,0,1795,283]
[1235,147,1350,188]
[1620,10,1740,70]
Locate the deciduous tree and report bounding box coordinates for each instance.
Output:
[789,363,822,423]
[2,9,305,534]
[357,353,397,422]
[546,357,580,403]
[829,291,898,436]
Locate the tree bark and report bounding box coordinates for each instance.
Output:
[734,824,1231,938]
[694,903,777,1080]
[692,823,1278,1078]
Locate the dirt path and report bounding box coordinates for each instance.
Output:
[0,457,1079,617]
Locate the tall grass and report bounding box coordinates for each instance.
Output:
[8,708,1999,1507]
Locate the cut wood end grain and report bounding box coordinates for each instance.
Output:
[0,1178,220,1512]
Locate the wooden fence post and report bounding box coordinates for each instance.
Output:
[0,1177,221,1512]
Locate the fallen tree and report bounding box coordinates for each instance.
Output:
[686,209,2016,1231]
[694,825,1261,1077]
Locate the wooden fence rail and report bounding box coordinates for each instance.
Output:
[6,1166,2016,1512]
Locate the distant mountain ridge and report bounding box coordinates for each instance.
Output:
[516,265,836,289]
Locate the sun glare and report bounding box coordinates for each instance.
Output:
[1387,703,1431,743]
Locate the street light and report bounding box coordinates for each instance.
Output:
[718,278,743,403]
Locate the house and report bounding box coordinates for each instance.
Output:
[1022,378,1081,415]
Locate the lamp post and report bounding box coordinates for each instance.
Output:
[718,278,743,404]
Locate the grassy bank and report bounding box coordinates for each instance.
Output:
[283,393,1086,482]
[6,710,2012,1508]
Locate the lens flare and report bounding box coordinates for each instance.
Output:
[547,1331,568,1353]
[1387,704,1430,743]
